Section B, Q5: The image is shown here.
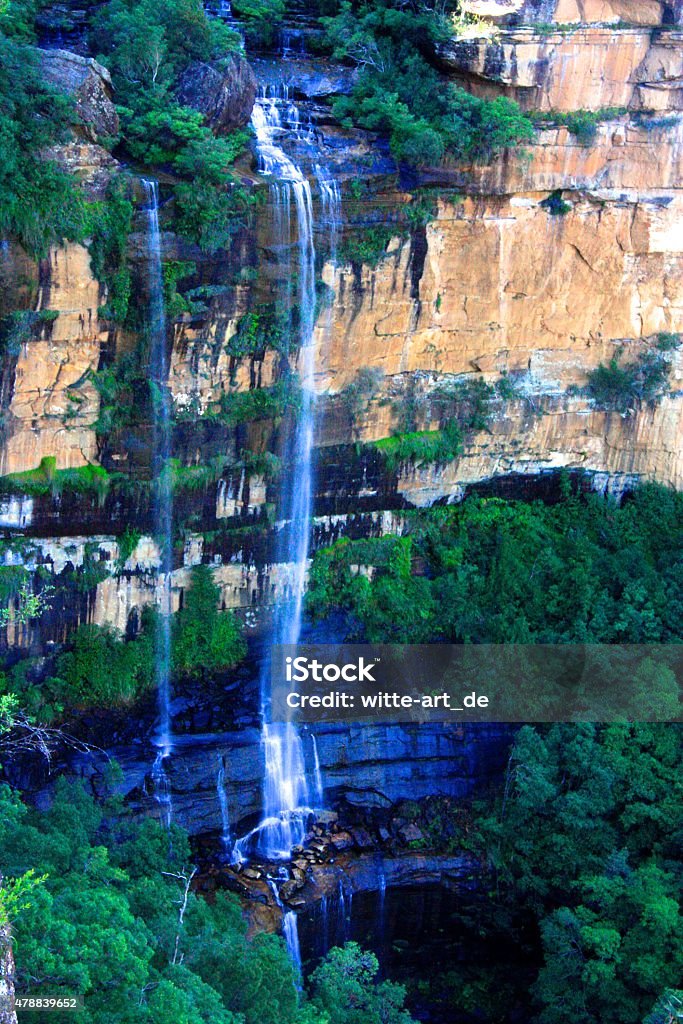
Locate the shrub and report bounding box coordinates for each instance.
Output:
[373,421,463,472]
[88,178,135,323]
[0,36,86,256]
[45,621,155,710]
[171,564,246,679]
[541,190,572,216]
[586,351,671,411]
[323,4,534,168]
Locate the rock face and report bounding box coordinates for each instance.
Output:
[38,48,119,141]
[462,0,682,26]
[436,28,683,112]
[0,244,103,476]
[176,56,257,133]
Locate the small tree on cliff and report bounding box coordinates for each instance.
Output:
[171,564,245,680]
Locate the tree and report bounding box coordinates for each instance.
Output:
[172,565,246,679]
[309,943,416,1024]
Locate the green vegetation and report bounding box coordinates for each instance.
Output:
[309,943,415,1024]
[90,0,252,252]
[0,24,87,257]
[216,377,302,426]
[586,349,672,411]
[230,0,285,49]
[541,189,571,216]
[322,1,534,167]
[534,107,627,144]
[0,779,416,1023]
[171,564,246,680]
[307,484,683,642]
[0,565,244,719]
[0,310,59,356]
[373,423,463,472]
[0,458,110,501]
[88,178,136,323]
[369,375,509,469]
[474,723,683,1024]
[227,305,291,358]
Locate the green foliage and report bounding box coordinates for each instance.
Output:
[476,723,683,1024]
[0,458,110,501]
[0,577,53,626]
[0,36,86,256]
[174,179,253,253]
[541,189,571,216]
[309,942,416,1024]
[227,304,291,358]
[88,178,135,323]
[373,422,462,472]
[45,620,155,711]
[218,377,302,425]
[586,350,672,411]
[171,564,246,679]
[0,309,60,357]
[338,224,396,267]
[323,3,533,167]
[372,376,497,468]
[116,526,142,567]
[0,779,301,1023]
[533,107,627,144]
[91,0,249,252]
[93,351,147,435]
[307,484,683,643]
[231,0,286,48]
[340,366,384,436]
[163,260,197,318]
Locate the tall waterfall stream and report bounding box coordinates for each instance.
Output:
[228,83,341,962]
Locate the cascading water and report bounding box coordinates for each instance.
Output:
[217,762,231,847]
[311,734,324,806]
[234,87,340,864]
[266,869,303,980]
[142,178,173,826]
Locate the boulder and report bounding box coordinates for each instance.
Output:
[176,56,257,133]
[399,823,425,844]
[38,48,119,142]
[329,831,354,851]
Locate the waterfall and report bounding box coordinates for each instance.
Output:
[266,870,303,983]
[311,734,324,807]
[217,762,231,847]
[282,911,303,979]
[142,178,174,822]
[234,88,339,864]
[377,857,387,936]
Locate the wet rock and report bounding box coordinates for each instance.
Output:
[242,867,263,881]
[38,48,119,142]
[280,880,302,901]
[399,823,424,844]
[176,56,257,133]
[351,827,374,850]
[315,810,339,827]
[41,141,119,199]
[329,831,354,851]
